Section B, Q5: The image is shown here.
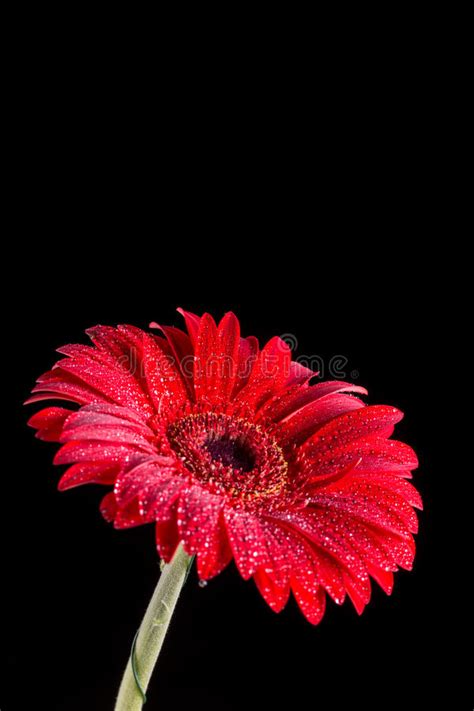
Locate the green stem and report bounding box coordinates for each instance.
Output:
[114,544,192,711]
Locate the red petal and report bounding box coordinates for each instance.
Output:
[114,459,176,508]
[302,435,418,478]
[177,307,201,347]
[139,476,186,520]
[86,325,136,360]
[215,312,241,402]
[283,510,369,588]
[197,513,232,580]
[369,528,415,571]
[155,505,180,563]
[319,479,419,533]
[54,441,148,466]
[25,392,84,405]
[276,394,365,448]
[300,438,418,491]
[293,583,326,626]
[350,473,423,509]
[153,324,195,399]
[286,362,316,387]
[253,568,290,613]
[303,458,363,490]
[100,491,117,522]
[274,520,347,604]
[365,562,394,595]
[286,531,328,619]
[342,570,371,615]
[259,381,367,424]
[193,313,242,406]
[29,368,112,406]
[284,525,346,608]
[234,337,291,412]
[310,492,413,540]
[56,356,153,416]
[193,313,218,404]
[58,461,119,491]
[57,343,117,361]
[305,508,396,573]
[61,403,151,434]
[60,424,154,451]
[224,509,272,580]
[27,407,73,441]
[176,486,231,580]
[233,336,259,395]
[304,405,405,453]
[142,333,189,413]
[114,499,154,529]
[191,312,241,406]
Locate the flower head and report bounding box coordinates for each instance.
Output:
[27,309,421,624]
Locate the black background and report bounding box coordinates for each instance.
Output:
[3,240,464,710]
[1,67,468,708]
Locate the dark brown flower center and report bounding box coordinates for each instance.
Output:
[203,433,256,472]
[167,412,288,508]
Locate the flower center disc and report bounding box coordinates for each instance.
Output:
[204,434,256,472]
[168,413,288,508]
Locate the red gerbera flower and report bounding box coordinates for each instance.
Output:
[27,309,421,624]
